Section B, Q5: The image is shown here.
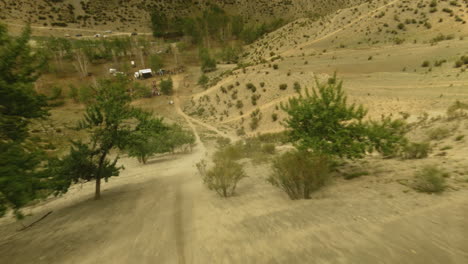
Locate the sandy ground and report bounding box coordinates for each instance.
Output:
[1,76,468,264]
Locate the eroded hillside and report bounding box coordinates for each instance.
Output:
[0,0,366,31]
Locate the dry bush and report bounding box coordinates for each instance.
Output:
[402,142,431,159]
[446,101,468,120]
[427,127,451,140]
[197,157,246,198]
[268,150,329,200]
[261,143,276,154]
[412,166,448,193]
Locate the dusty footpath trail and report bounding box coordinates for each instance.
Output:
[1,75,468,264]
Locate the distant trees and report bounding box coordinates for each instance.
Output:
[150,11,169,38]
[0,24,50,217]
[149,54,164,71]
[149,4,285,45]
[160,77,173,95]
[199,47,217,72]
[127,122,195,164]
[48,37,72,69]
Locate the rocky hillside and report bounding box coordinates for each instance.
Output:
[0,0,366,31]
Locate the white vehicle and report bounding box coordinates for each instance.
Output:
[105,30,113,34]
[134,69,153,79]
[109,68,117,74]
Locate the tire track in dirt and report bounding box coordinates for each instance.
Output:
[168,74,238,264]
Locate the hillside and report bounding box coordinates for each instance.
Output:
[185,0,468,136]
[0,0,366,32]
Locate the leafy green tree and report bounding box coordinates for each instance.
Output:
[367,116,408,157]
[160,77,173,95]
[199,47,217,72]
[203,4,229,39]
[151,11,169,37]
[48,37,72,69]
[126,123,195,163]
[181,17,202,44]
[281,74,406,159]
[0,24,49,217]
[126,118,169,164]
[53,77,155,199]
[149,54,164,71]
[163,124,196,153]
[231,16,244,38]
[219,45,242,63]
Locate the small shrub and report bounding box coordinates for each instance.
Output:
[246,83,257,93]
[412,166,448,193]
[197,157,247,198]
[250,109,262,130]
[160,78,173,95]
[236,100,244,109]
[440,145,452,151]
[427,127,451,140]
[273,64,279,70]
[343,170,370,180]
[421,61,430,67]
[268,151,329,200]
[447,100,468,120]
[293,82,301,93]
[198,74,209,87]
[69,85,79,102]
[260,82,265,88]
[261,143,276,154]
[279,84,288,90]
[48,85,63,100]
[271,113,278,122]
[455,135,465,141]
[402,142,431,159]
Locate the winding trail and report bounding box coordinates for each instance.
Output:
[279,0,401,57]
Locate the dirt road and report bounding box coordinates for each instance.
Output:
[1,75,468,264]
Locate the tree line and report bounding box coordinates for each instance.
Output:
[150,4,285,45]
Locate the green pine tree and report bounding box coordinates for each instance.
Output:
[0,24,49,217]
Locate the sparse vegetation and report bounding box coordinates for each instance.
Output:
[293,82,301,93]
[250,109,262,130]
[402,142,431,159]
[197,149,247,198]
[268,150,330,200]
[272,113,278,122]
[427,127,451,140]
[198,74,209,87]
[412,166,448,193]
